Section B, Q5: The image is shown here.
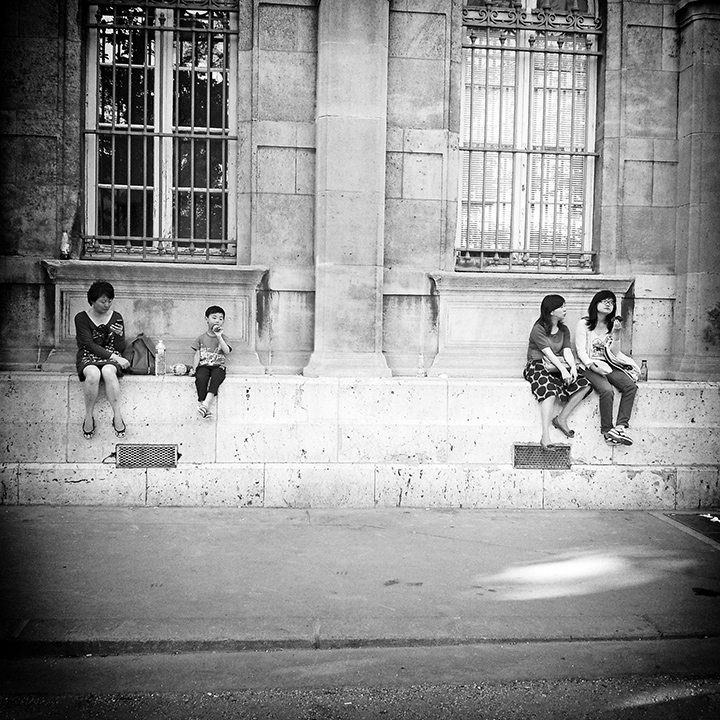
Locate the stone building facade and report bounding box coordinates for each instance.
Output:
[0,1,719,510]
[0,0,718,380]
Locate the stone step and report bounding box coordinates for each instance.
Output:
[1,373,718,509]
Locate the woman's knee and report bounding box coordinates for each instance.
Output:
[101,364,119,383]
[83,366,101,384]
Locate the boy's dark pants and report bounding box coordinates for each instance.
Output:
[195,365,226,402]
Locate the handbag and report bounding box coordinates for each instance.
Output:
[601,345,640,381]
[542,356,570,374]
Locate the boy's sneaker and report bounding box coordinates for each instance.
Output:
[614,425,634,445]
[605,427,632,446]
[197,404,208,418]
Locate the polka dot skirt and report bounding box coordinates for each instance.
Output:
[523,360,591,403]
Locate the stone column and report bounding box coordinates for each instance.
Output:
[303,0,392,376]
[671,0,720,380]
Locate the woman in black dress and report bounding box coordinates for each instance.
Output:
[75,280,131,439]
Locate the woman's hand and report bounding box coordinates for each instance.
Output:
[590,361,612,376]
[110,321,124,336]
[612,316,623,332]
[117,356,131,370]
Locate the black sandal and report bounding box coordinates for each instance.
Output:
[82,418,95,440]
[552,416,575,438]
[113,419,126,438]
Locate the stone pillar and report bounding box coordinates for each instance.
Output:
[671,0,720,380]
[303,0,391,376]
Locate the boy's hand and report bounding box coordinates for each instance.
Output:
[212,325,223,336]
[189,367,196,377]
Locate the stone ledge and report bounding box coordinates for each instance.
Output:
[2,462,717,510]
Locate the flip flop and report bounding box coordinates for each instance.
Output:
[82,418,95,440]
[552,416,575,438]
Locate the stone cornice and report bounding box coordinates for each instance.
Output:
[41,259,268,288]
[676,0,720,27]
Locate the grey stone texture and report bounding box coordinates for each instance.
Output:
[0,0,718,384]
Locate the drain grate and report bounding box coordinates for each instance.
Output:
[513,443,571,470]
[116,444,179,468]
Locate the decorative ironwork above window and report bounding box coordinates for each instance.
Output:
[457,0,603,273]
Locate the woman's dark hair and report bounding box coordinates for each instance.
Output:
[585,290,617,332]
[205,305,225,318]
[537,294,566,333]
[87,280,115,305]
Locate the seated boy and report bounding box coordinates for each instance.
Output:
[191,305,232,418]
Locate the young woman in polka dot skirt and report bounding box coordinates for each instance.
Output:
[523,294,592,450]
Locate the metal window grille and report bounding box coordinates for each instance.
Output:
[116,443,179,468]
[513,442,571,470]
[457,1,603,273]
[84,1,239,263]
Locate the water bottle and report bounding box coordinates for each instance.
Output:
[155,340,166,376]
[639,359,648,382]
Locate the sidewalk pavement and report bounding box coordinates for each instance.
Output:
[1,506,719,658]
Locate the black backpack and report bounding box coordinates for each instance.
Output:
[123,333,157,375]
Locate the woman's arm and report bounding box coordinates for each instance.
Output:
[574,320,594,368]
[75,312,114,361]
[109,311,127,354]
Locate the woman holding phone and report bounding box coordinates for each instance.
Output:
[75,280,130,439]
[575,290,639,446]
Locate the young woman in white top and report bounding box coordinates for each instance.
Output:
[575,290,638,446]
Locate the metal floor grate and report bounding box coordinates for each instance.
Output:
[116,444,179,468]
[513,443,571,470]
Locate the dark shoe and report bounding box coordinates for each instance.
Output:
[552,416,575,438]
[612,425,633,445]
[603,428,631,445]
[113,418,126,438]
[82,418,95,440]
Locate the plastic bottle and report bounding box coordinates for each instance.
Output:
[639,359,648,382]
[155,340,166,376]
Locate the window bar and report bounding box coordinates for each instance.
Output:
[465,32,477,257]
[481,33,490,257]
[568,39,579,268]
[552,45,562,266]
[220,20,229,254]
[205,25,212,259]
[496,35,504,260]
[538,42,549,269]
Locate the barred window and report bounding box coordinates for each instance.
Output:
[457,1,603,272]
[84,0,239,263]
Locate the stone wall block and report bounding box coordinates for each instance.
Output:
[389,9,446,61]
[216,378,339,463]
[384,198,443,268]
[388,57,446,130]
[253,193,314,267]
[264,464,375,508]
[339,425,448,464]
[312,267,385,352]
[0,463,19,504]
[543,467,677,509]
[0,373,68,462]
[616,428,720,466]
[633,383,720,426]
[623,71,678,138]
[401,152,443,200]
[675,467,720,509]
[315,191,384,265]
[622,160,653,206]
[17,464,146,505]
[67,377,217,464]
[374,464,469,507]
[257,49,317,123]
[146,465,264,507]
[464,467,544,509]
